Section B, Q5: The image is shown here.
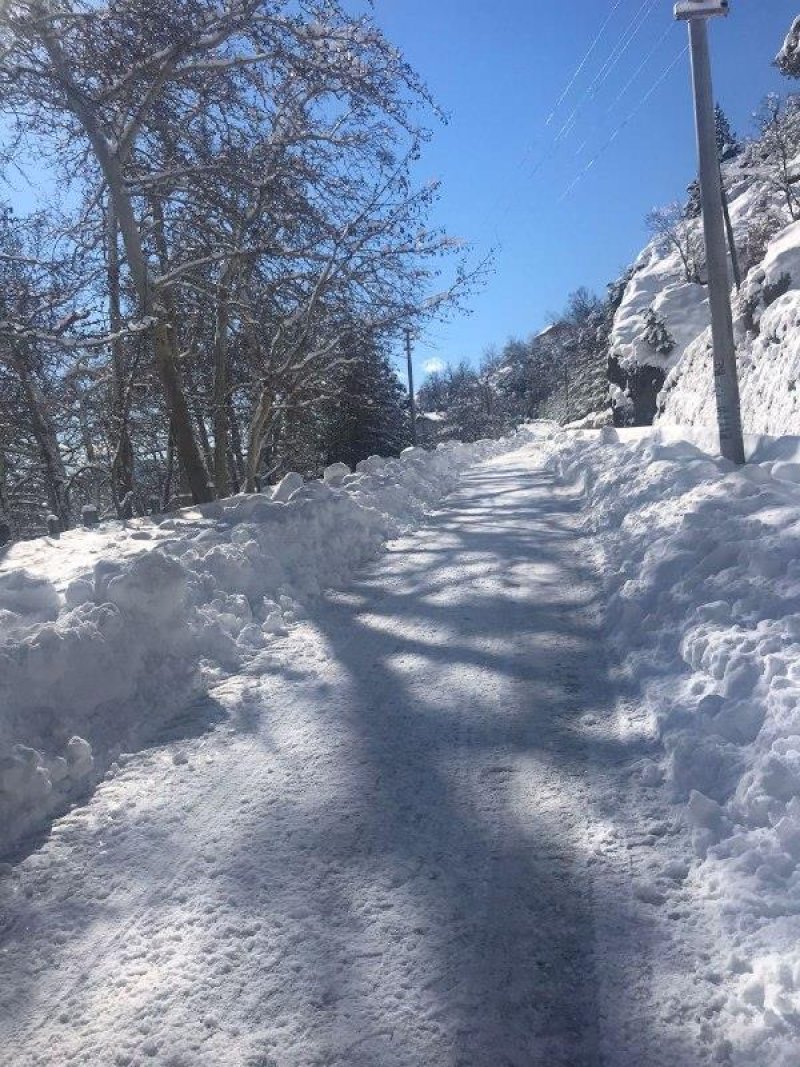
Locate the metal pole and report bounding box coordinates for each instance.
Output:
[405,328,418,446]
[686,15,745,464]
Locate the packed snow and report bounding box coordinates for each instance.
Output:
[0,432,715,1065]
[0,436,525,855]
[3,424,800,1065]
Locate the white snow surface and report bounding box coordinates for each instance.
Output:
[0,433,724,1066]
[612,243,709,374]
[2,426,800,1065]
[0,436,526,854]
[543,425,800,1066]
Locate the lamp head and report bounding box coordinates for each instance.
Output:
[674,0,729,20]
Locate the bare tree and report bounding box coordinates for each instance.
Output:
[646,202,705,284]
[0,0,485,534]
[756,94,800,223]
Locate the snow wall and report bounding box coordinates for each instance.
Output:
[546,425,800,1065]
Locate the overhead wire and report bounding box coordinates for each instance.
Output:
[526,6,660,181]
[553,0,661,144]
[572,21,675,159]
[591,0,662,96]
[606,21,674,113]
[490,5,684,234]
[544,0,627,127]
[521,0,635,175]
[558,42,689,203]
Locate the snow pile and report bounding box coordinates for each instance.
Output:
[0,434,533,854]
[545,426,800,1064]
[564,409,614,431]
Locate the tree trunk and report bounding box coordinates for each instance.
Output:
[12,345,71,528]
[162,429,175,510]
[150,198,213,502]
[106,202,135,507]
[36,22,212,503]
[0,448,12,544]
[212,287,230,497]
[228,393,246,489]
[245,387,273,492]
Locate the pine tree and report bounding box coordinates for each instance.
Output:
[643,308,676,357]
[684,179,702,220]
[322,342,409,469]
[715,104,741,161]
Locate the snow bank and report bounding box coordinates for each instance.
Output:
[564,409,614,431]
[543,426,800,1064]
[0,433,536,855]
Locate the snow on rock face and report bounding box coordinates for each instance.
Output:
[543,425,800,1063]
[611,152,800,439]
[657,169,800,437]
[612,249,709,376]
[0,432,534,854]
[608,228,711,426]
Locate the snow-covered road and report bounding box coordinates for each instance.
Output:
[0,448,708,1066]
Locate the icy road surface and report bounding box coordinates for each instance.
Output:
[0,449,710,1066]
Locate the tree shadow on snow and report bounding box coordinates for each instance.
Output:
[203,465,700,1066]
[0,465,703,1066]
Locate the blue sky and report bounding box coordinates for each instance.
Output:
[372,0,798,379]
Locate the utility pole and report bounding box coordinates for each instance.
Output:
[405,328,418,446]
[675,0,745,464]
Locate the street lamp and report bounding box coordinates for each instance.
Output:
[675,0,745,464]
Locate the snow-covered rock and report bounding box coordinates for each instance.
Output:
[612,156,800,438]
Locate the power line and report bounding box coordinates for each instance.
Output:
[553,0,660,144]
[570,22,674,158]
[544,0,627,126]
[522,0,649,179]
[606,21,674,112]
[488,7,681,231]
[558,43,689,203]
[591,0,661,98]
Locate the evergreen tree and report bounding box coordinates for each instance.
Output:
[684,179,702,220]
[643,308,676,356]
[321,342,409,470]
[776,16,800,79]
[715,104,741,161]
[417,370,450,415]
